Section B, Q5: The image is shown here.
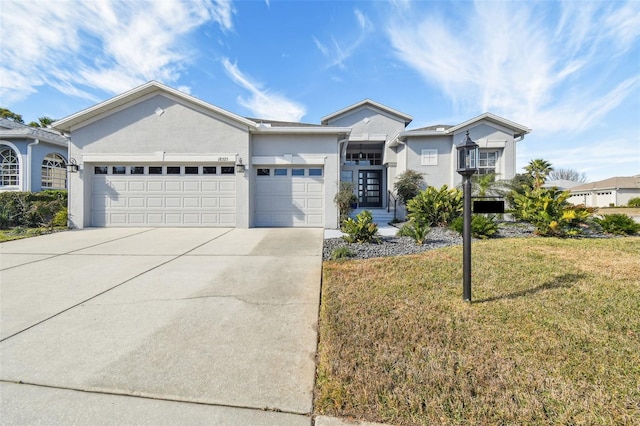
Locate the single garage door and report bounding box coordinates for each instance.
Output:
[255,166,324,227]
[91,164,236,226]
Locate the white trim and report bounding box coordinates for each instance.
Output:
[252,155,327,165]
[0,141,25,191]
[253,126,351,135]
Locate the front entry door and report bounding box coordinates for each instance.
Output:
[358,170,382,207]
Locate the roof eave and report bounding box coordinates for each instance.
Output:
[321,99,413,125]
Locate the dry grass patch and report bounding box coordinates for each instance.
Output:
[316,237,640,425]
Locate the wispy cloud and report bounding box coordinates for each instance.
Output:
[386,0,640,134]
[0,0,235,104]
[221,58,306,121]
[313,8,373,69]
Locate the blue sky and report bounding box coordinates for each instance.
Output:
[1,0,639,182]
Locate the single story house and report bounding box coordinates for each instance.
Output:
[568,175,640,207]
[0,118,69,192]
[52,81,530,229]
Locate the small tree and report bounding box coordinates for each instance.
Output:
[334,181,357,224]
[394,170,425,204]
[524,159,553,189]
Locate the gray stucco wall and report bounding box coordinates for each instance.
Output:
[406,135,454,188]
[68,93,251,228]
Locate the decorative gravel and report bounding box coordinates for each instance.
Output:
[322,222,617,261]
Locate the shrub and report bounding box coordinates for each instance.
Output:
[331,247,354,260]
[628,197,640,207]
[397,220,431,244]
[334,181,357,224]
[450,215,499,239]
[511,187,590,236]
[0,191,67,228]
[53,207,68,227]
[594,214,640,235]
[406,185,463,227]
[394,170,425,205]
[341,210,379,243]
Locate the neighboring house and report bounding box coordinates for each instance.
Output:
[52,81,530,229]
[543,180,584,191]
[568,176,640,207]
[0,118,69,192]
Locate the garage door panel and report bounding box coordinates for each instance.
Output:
[165,198,181,208]
[147,181,163,191]
[91,173,236,227]
[307,183,323,193]
[129,197,145,208]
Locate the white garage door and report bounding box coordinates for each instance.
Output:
[255,166,324,227]
[91,165,236,226]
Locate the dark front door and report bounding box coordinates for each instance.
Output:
[358,170,382,207]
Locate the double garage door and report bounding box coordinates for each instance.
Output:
[91,165,236,227]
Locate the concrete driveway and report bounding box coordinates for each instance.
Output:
[0,227,323,425]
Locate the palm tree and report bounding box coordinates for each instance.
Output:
[524,159,553,189]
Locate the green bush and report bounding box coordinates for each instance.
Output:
[594,214,640,235]
[52,207,68,227]
[628,197,640,207]
[394,170,425,205]
[0,191,67,228]
[450,215,499,239]
[511,187,590,236]
[341,210,380,243]
[331,247,354,260]
[334,181,357,224]
[397,220,431,244]
[406,185,463,227]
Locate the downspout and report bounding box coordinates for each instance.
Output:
[27,139,40,192]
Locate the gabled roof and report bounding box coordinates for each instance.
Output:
[53,81,258,132]
[321,99,413,126]
[0,117,69,146]
[570,175,640,191]
[446,112,531,136]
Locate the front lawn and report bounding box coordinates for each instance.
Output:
[316,237,640,425]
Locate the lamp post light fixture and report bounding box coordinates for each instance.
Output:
[456,131,479,302]
[236,157,246,174]
[66,158,79,173]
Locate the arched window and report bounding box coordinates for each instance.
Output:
[42,153,67,189]
[0,145,20,187]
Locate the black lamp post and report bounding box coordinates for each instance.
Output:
[456,131,479,302]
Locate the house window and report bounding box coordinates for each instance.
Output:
[0,146,20,186]
[309,168,323,176]
[185,166,199,175]
[220,166,235,175]
[94,166,108,175]
[112,166,126,175]
[274,168,287,176]
[478,151,498,175]
[41,153,67,189]
[292,168,304,176]
[149,166,163,175]
[421,149,438,166]
[166,166,181,174]
[341,170,353,182]
[130,166,144,175]
[345,152,382,166]
[257,168,270,176]
[203,166,216,174]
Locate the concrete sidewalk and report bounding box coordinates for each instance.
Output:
[0,228,325,425]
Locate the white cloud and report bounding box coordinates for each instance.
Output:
[386,0,640,134]
[221,58,306,121]
[313,8,373,69]
[0,0,235,103]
